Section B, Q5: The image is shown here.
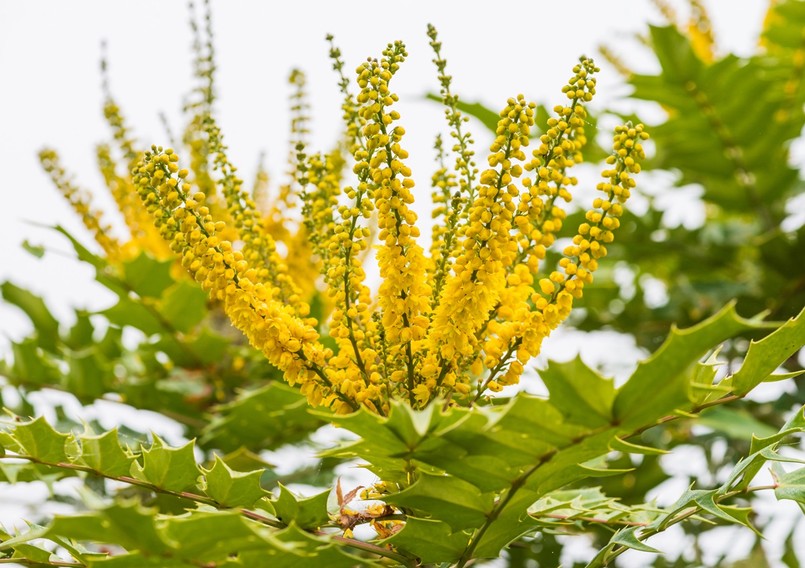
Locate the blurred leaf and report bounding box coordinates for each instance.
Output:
[0,282,59,351]
[158,281,207,333]
[121,253,174,298]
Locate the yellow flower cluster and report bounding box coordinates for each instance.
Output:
[426,26,478,307]
[203,118,308,316]
[39,149,121,260]
[133,148,359,413]
[473,58,600,391]
[42,25,648,415]
[421,95,535,402]
[357,43,430,355]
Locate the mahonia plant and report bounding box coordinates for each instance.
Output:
[130,42,647,416]
[2,3,805,567]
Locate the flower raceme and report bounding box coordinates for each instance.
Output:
[46,29,647,415]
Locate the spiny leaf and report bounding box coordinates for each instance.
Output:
[203,382,324,452]
[203,455,268,508]
[161,510,271,561]
[773,462,805,513]
[384,473,493,531]
[539,356,615,427]
[78,429,135,478]
[130,435,200,492]
[46,502,170,554]
[729,305,805,395]
[8,416,71,463]
[611,526,660,554]
[614,303,766,428]
[384,517,469,564]
[272,484,330,530]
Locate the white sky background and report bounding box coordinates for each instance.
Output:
[4,1,804,566]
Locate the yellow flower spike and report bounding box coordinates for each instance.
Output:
[39,149,122,261]
[96,144,173,261]
[202,117,309,317]
[133,148,361,413]
[355,41,431,406]
[426,94,535,400]
[426,25,479,308]
[517,57,599,273]
[475,124,648,399]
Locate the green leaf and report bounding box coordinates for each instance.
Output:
[7,338,62,385]
[204,456,268,508]
[120,253,175,298]
[46,502,170,554]
[161,511,271,562]
[384,517,469,564]
[1,282,60,351]
[65,351,109,400]
[698,406,777,440]
[100,296,164,336]
[9,416,71,463]
[614,303,765,428]
[271,484,330,530]
[130,436,200,492]
[78,429,135,478]
[539,357,615,427]
[611,526,660,554]
[385,473,492,531]
[729,306,805,395]
[773,463,805,512]
[158,280,207,332]
[202,383,323,452]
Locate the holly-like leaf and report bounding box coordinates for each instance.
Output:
[729,305,805,395]
[46,502,170,554]
[8,416,71,463]
[614,303,765,428]
[271,484,330,530]
[384,473,492,531]
[773,462,805,513]
[202,383,324,452]
[204,455,268,508]
[130,436,200,492]
[384,517,469,564]
[539,357,615,428]
[78,429,135,478]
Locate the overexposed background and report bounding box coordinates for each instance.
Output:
[3,1,802,566]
